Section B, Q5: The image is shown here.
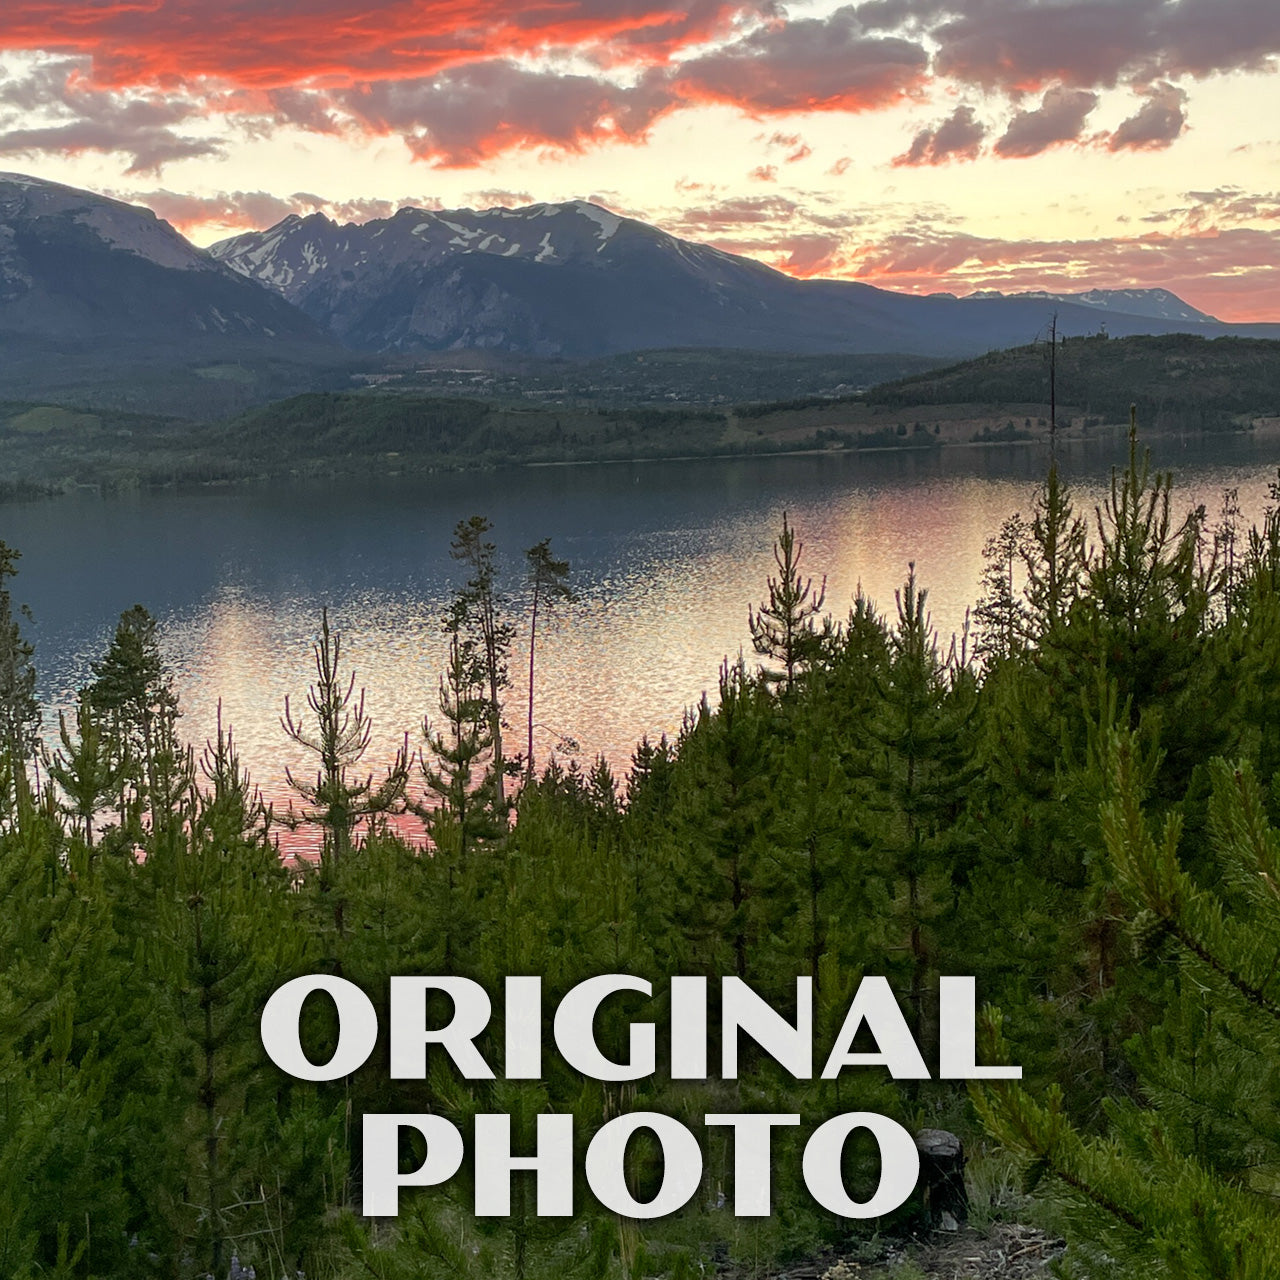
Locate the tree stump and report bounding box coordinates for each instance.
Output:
[915,1128,967,1227]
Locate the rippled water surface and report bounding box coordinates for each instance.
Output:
[7,433,1280,827]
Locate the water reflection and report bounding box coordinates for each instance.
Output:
[5,433,1280,835]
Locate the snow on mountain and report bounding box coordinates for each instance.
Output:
[208,199,792,355]
[0,170,1253,364]
[209,197,1267,358]
[0,170,218,274]
[966,287,1218,324]
[211,200,713,305]
[0,172,333,354]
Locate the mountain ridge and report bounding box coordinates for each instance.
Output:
[1,170,1277,399]
[965,286,1217,323]
[0,171,334,353]
[208,197,1276,358]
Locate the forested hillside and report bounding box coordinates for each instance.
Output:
[2,428,1279,1278]
[867,333,1280,432]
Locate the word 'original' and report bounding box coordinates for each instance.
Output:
[261,974,1019,1082]
[259,974,1020,1219]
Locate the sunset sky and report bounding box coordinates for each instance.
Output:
[0,0,1277,320]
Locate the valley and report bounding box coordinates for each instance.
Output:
[4,332,1278,495]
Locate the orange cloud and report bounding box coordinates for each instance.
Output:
[0,1,764,90]
[0,0,1273,171]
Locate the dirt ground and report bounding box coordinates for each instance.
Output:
[771,1222,1067,1280]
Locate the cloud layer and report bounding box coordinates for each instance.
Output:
[0,0,1270,168]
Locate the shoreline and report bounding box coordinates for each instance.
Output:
[3,420,1268,505]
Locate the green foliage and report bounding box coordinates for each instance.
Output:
[973,742,1280,1277]
[749,513,827,692]
[9,425,1280,1276]
[525,537,574,777]
[868,333,1280,432]
[281,608,409,866]
[450,515,518,813]
[44,692,127,846]
[0,540,39,778]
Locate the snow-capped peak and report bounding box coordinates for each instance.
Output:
[208,197,639,305]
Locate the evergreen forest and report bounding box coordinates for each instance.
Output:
[3,423,1280,1279]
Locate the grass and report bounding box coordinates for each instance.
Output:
[6,405,100,435]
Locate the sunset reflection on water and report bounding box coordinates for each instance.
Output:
[8,436,1280,854]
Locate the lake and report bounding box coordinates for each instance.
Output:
[6,431,1280,842]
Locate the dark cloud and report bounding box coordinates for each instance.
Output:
[333,195,438,220]
[994,86,1099,157]
[1134,0,1280,80]
[934,2,1152,92]
[674,7,929,112]
[260,88,342,135]
[0,120,219,172]
[894,104,985,166]
[933,0,1280,93]
[854,0,950,30]
[118,188,317,230]
[660,192,866,278]
[1184,187,1280,221]
[333,62,671,165]
[0,55,82,110]
[1107,82,1188,150]
[1120,185,1280,231]
[669,194,865,236]
[0,57,216,172]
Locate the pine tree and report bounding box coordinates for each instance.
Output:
[1079,411,1231,803]
[44,692,127,848]
[141,735,309,1278]
[972,512,1033,665]
[664,659,775,979]
[524,537,573,779]
[451,516,516,812]
[413,628,502,864]
[87,604,188,839]
[281,608,408,869]
[0,541,40,813]
[866,566,977,1048]
[1024,459,1088,641]
[974,737,1280,1278]
[749,512,826,692]
[624,734,674,834]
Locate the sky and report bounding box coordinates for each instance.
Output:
[0,0,1277,321]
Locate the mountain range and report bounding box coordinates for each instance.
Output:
[209,200,1278,358]
[0,172,331,359]
[0,172,1276,407]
